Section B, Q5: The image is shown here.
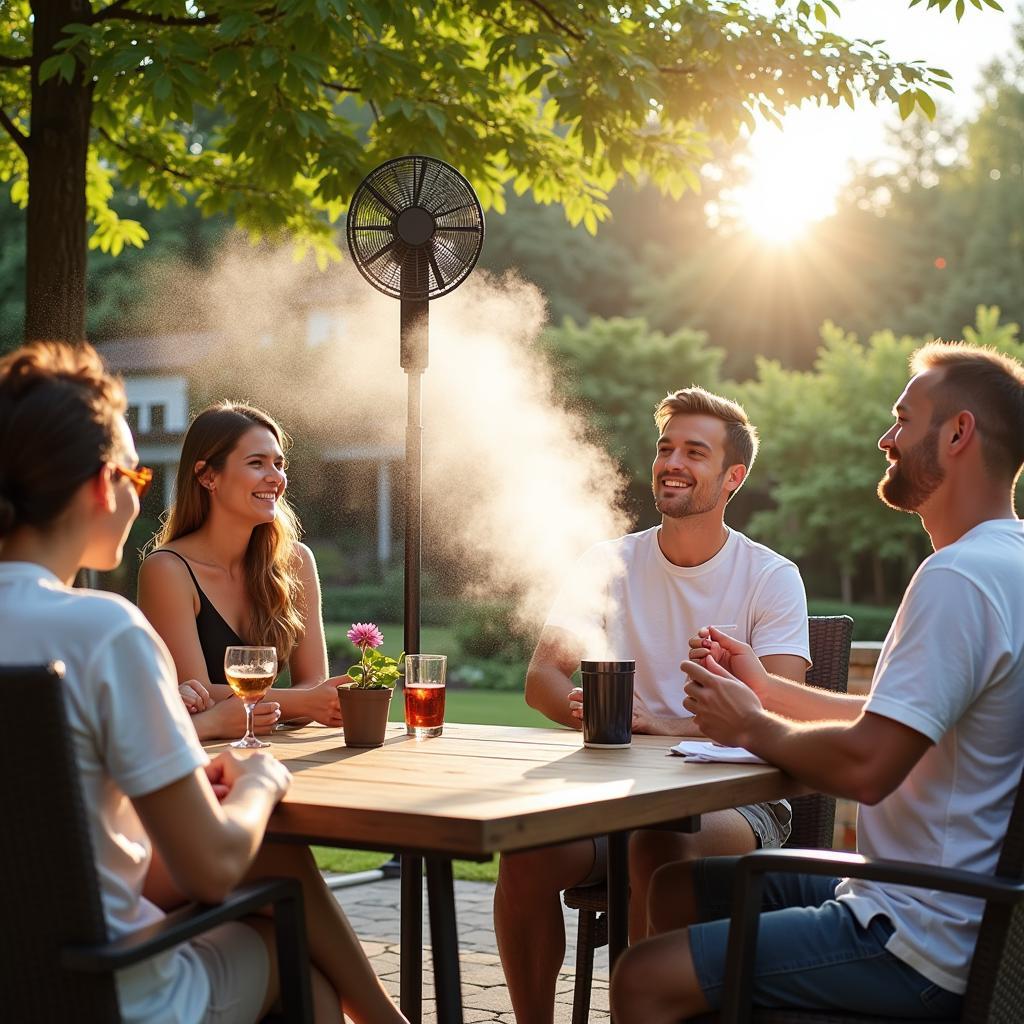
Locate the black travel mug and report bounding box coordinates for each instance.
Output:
[581,660,635,748]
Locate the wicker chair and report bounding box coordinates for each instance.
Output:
[563,615,855,1024]
[717,764,1024,1023]
[0,663,313,1023]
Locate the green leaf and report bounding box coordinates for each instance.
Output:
[897,90,916,120]
[39,53,76,85]
[916,89,937,120]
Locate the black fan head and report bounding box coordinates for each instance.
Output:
[346,155,485,301]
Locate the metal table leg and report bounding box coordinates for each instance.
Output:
[607,829,631,967]
[400,854,423,1023]
[425,856,464,1024]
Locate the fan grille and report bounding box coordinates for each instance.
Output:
[347,155,485,300]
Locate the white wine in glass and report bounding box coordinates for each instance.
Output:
[225,645,277,749]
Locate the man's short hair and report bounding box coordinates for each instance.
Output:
[911,341,1024,483]
[654,387,759,473]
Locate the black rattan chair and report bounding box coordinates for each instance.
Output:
[717,764,1024,1023]
[0,663,313,1023]
[563,615,855,1023]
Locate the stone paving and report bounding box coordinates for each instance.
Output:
[334,876,611,1022]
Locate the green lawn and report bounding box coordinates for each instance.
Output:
[323,621,456,660]
[313,644,554,881]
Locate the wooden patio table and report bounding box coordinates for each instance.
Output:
[206,722,807,1024]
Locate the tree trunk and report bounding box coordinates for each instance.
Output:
[871,552,886,605]
[839,567,853,605]
[25,0,93,342]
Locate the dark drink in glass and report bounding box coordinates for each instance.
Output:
[403,654,447,739]
[405,684,446,736]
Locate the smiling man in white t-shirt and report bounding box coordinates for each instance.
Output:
[612,342,1024,1022]
[493,387,810,1024]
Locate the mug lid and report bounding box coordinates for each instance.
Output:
[580,660,636,673]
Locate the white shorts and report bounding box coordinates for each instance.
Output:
[191,920,270,1024]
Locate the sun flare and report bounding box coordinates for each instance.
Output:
[730,107,853,245]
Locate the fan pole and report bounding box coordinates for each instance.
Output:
[400,296,428,1024]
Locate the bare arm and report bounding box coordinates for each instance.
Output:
[633,652,808,738]
[287,543,329,688]
[525,626,585,729]
[134,750,290,905]
[682,652,931,803]
[689,627,865,722]
[138,551,211,687]
[139,549,339,729]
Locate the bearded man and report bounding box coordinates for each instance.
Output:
[494,386,811,1024]
[612,342,1024,1022]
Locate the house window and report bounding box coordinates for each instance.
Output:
[126,404,140,433]
[149,403,166,432]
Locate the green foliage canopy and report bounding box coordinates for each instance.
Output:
[543,316,724,487]
[1,0,972,262]
[739,305,1024,597]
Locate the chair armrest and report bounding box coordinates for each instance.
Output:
[719,849,1024,1024]
[737,847,1024,905]
[61,878,297,971]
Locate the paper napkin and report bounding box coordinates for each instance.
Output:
[669,740,767,765]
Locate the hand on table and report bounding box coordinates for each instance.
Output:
[192,696,281,741]
[203,759,231,801]
[179,679,213,714]
[299,677,345,728]
[630,693,657,734]
[567,687,583,730]
[681,653,764,747]
[208,747,292,804]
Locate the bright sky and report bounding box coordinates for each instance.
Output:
[732,0,1018,241]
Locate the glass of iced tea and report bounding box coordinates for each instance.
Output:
[224,645,277,749]
[404,654,447,739]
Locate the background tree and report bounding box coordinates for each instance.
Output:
[1,0,971,343]
[739,306,1024,604]
[543,316,723,518]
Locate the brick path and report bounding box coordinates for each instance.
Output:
[335,876,611,1022]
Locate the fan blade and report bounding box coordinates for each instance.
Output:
[364,182,400,217]
[413,159,426,206]
[391,164,412,207]
[428,250,446,291]
[365,236,401,266]
[433,200,480,219]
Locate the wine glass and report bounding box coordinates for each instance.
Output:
[224,645,277,749]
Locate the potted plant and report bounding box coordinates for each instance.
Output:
[336,622,403,748]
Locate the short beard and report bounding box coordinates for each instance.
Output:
[878,425,945,511]
[654,472,725,520]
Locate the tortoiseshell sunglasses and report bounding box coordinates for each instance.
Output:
[114,464,154,499]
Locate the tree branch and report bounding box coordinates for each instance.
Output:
[0,108,29,157]
[524,0,584,42]
[90,4,220,26]
[0,54,32,68]
[98,125,193,181]
[321,80,361,94]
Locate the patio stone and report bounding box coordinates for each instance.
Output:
[334,874,610,1020]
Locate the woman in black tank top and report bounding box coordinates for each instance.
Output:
[138,403,346,741]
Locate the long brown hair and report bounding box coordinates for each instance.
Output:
[0,342,126,538]
[152,402,304,662]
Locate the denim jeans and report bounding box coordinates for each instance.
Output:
[688,856,964,1018]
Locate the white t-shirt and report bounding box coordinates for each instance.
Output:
[835,519,1024,994]
[0,562,210,1024]
[545,526,809,717]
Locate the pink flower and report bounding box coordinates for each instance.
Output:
[348,622,384,649]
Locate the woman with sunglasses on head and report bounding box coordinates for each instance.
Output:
[138,402,344,741]
[0,342,405,1024]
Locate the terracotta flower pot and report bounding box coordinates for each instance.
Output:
[336,683,393,748]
